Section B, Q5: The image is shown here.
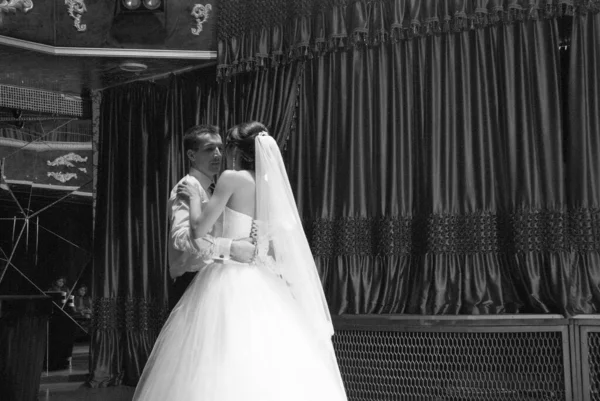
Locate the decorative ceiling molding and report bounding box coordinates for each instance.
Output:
[0,0,33,22]
[0,35,217,59]
[191,3,211,35]
[65,0,87,32]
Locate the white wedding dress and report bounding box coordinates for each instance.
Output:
[133,206,348,401]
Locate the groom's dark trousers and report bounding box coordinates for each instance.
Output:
[169,271,197,310]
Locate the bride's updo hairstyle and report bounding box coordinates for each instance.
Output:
[225,121,268,171]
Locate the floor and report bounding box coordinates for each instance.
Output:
[38,343,135,401]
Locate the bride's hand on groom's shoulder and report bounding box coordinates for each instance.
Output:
[177,181,201,200]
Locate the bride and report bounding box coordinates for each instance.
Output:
[132,121,348,401]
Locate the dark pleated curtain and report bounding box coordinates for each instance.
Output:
[290,18,581,315]
[0,298,49,401]
[90,82,171,387]
[89,73,222,386]
[89,65,300,385]
[89,0,600,389]
[566,8,600,313]
[217,0,575,77]
[220,63,301,145]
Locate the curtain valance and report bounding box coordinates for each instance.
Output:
[217,0,598,78]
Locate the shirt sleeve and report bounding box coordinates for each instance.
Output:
[170,191,232,260]
[211,237,233,259]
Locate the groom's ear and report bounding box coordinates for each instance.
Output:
[186,149,194,163]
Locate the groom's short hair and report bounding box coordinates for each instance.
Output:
[183,124,220,154]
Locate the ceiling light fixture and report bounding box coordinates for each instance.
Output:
[119,62,148,72]
[119,0,163,13]
[143,0,161,10]
[121,0,141,10]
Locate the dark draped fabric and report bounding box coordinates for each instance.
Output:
[90,0,600,389]
[0,297,50,401]
[217,0,574,78]
[90,82,172,387]
[566,8,600,313]
[290,18,591,315]
[220,62,301,145]
[89,64,300,386]
[89,74,222,386]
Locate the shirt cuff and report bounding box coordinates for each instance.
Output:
[214,238,233,260]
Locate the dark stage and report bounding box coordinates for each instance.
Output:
[39,344,134,401]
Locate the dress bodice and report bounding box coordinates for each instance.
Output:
[222,207,254,240]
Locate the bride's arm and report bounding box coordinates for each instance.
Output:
[178,171,237,239]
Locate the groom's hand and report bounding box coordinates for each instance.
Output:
[231,238,256,263]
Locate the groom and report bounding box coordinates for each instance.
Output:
[168,124,255,308]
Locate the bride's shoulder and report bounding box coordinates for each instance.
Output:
[219,170,255,184]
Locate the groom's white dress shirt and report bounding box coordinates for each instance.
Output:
[167,174,232,280]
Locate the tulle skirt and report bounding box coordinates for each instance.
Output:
[132,261,348,401]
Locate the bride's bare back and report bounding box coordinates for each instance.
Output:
[225,170,256,219]
[187,169,257,240]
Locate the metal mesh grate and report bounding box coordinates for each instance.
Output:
[588,332,600,400]
[0,84,85,117]
[332,330,566,401]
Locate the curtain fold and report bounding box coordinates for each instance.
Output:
[566,8,600,313]
[90,83,171,387]
[217,0,575,78]
[291,17,581,315]
[89,0,600,388]
[90,64,300,386]
[219,62,301,146]
[89,73,222,386]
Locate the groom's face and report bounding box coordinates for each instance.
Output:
[191,133,223,176]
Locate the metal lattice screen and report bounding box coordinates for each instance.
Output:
[332,325,569,401]
[588,332,600,400]
[0,84,86,118]
[577,322,600,401]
